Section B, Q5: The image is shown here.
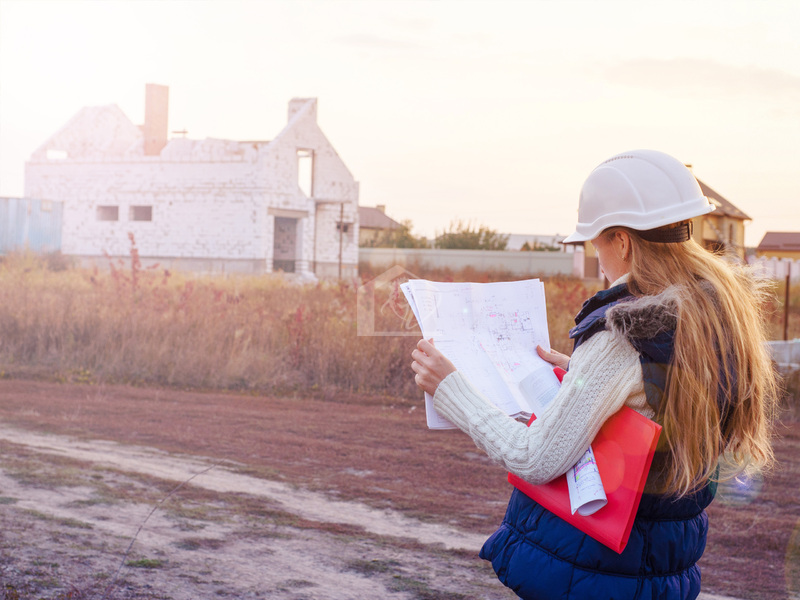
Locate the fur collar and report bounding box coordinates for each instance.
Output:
[605,286,680,341]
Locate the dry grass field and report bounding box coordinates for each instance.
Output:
[0,251,798,599]
[0,251,607,397]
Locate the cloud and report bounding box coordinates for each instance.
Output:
[605,58,800,98]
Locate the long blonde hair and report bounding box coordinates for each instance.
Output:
[607,224,780,497]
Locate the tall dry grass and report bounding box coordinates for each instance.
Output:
[4,245,795,401]
[0,247,600,399]
[0,248,415,397]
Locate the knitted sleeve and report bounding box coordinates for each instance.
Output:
[432,330,650,484]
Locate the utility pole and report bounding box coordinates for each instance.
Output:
[338,202,344,280]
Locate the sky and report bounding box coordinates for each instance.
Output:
[1,0,798,247]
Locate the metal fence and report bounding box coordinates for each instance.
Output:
[0,197,63,255]
[747,256,800,280]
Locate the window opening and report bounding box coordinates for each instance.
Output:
[297,149,314,197]
[130,205,153,221]
[96,206,119,221]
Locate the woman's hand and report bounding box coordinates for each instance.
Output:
[536,345,570,371]
[411,338,457,396]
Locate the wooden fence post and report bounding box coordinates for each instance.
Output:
[784,272,790,341]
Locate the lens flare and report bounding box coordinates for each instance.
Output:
[716,473,764,507]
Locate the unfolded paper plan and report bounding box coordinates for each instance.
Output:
[402,278,607,517]
[401,278,560,429]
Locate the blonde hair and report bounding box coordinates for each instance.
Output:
[605,224,780,497]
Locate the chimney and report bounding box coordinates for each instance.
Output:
[144,83,169,156]
[376,204,386,213]
[288,98,317,122]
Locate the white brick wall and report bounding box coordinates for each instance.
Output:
[24,97,359,278]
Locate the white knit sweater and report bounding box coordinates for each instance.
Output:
[432,329,653,485]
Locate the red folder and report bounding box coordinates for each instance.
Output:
[508,368,661,554]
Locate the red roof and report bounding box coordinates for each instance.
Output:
[757,231,800,252]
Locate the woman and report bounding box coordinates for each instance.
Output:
[410,149,779,599]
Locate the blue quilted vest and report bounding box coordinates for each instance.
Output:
[479,283,715,600]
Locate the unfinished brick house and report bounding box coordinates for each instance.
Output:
[24,84,359,279]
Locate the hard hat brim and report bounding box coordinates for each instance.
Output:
[562,201,715,244]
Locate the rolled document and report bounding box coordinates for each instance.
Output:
[566,445,607,516]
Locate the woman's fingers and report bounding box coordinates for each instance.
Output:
[417,338,436,355]
[536,345,570,370]
[411,338,456,395]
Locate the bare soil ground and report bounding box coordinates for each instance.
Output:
[0,379,797,600]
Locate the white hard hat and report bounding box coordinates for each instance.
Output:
[562,149,715,244]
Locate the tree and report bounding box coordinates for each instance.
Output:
[434,220,509,251]
[520,239,561,252]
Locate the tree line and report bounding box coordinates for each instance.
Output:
[361,219,512,250]
[360,219,560,251]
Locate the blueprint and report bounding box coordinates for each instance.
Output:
[402,279,561,429]
[566,445,608,516]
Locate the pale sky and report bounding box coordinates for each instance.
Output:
[1,0,798,247]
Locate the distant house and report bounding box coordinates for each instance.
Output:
[24,84,360,279]
[358,205,401,246]
[756,232,800,261]
[694,177,750,259]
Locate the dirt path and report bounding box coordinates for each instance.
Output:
[2,377,794,599]
[0,424,511,599]
[0,424,489,551]
[0,423,749,600]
